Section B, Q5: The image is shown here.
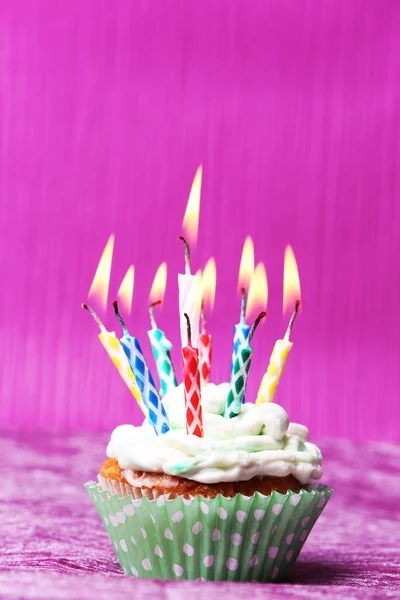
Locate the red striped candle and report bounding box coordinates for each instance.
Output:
[182,313,203,437]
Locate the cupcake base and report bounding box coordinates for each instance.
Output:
[99,458,307,498]
[85,480,333,582]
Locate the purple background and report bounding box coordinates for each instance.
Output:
[1,0,399,441]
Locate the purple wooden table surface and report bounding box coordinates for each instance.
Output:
[1,433,399,599]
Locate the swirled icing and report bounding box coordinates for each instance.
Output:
[106,382,323,485]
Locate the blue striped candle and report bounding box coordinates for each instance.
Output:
[231,289,250,404]
[112,301,170,435]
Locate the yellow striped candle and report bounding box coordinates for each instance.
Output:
[83,304,147,416]
[256,301,299,404]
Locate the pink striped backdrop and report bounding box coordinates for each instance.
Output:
[0,0,399,441]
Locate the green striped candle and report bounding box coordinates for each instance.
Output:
[225,311,266,418]
[148,301,177,397]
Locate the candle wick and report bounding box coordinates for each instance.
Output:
[178,236,191,274]
[201,299,207,334]
[240,287,247,324]
[284,300,300,341]
[149,300,162,330]
[184,312,192,346]
[112,300,128,334]
[248,311,267,343]
[82,303,105,332]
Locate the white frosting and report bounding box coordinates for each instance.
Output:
[106,383,323,485]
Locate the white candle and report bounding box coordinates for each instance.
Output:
[178,237,201,348]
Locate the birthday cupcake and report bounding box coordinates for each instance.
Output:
[85,232,332,582]
[86,379,331,582]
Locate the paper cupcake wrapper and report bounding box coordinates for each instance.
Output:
[85,480,333,582]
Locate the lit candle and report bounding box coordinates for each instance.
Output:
[257,246,301,404]
[200,302,212,383]
[179,166,202,349]
[82,304,147,416]
[199,257,216,384]
[231,237,254,375]
[112,301,170,435]
[147,262,177,396]
[225,311,266,418]
[116,265,135,314]
[235,261,268,407]
[182,313,203,437]
[178,236,201,348]
[256,302,300,404]
[148,300,177,396]
[88,234,114,311]
[231,288,250,376]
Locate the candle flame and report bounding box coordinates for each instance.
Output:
[194,269,203,313]
[182,165,202,246]
[238,236,255,293]
[88,234,115,311]
[149,262,168,304]
[246,262,268,320]
[117,265,135,315]
[283,245,301,314]
[202,258,217,312]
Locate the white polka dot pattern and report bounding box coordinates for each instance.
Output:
[172,511,184,523]
[251,532,260,544]
[286,533,294,545]
[86,480,332,582]
[173,564,184,576]
[300,529,309,542]
[142,558,151,571]
[249,555,259,567]
[236,510,247,522]
[290,494,301,506]
[123,505,134,517]
[183,543,194,556]
[268,546,279,559]
[231,533,242,546]
[254,509,265,521]
[226,558,238,571]
[204,555,214,567]
[217,507,228,519]
[200,502,209,514]
[286,550,294,562]
[191,521,202,534]
[212,528,221,541]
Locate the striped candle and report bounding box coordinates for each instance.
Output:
[82,304,147,416]
[225,311,266,418]
[148,301,177,396]
[113,301,170,435]
[231,288,250,404]
[182,313,203,437]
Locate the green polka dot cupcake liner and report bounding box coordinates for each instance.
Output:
[85,480,332,582]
